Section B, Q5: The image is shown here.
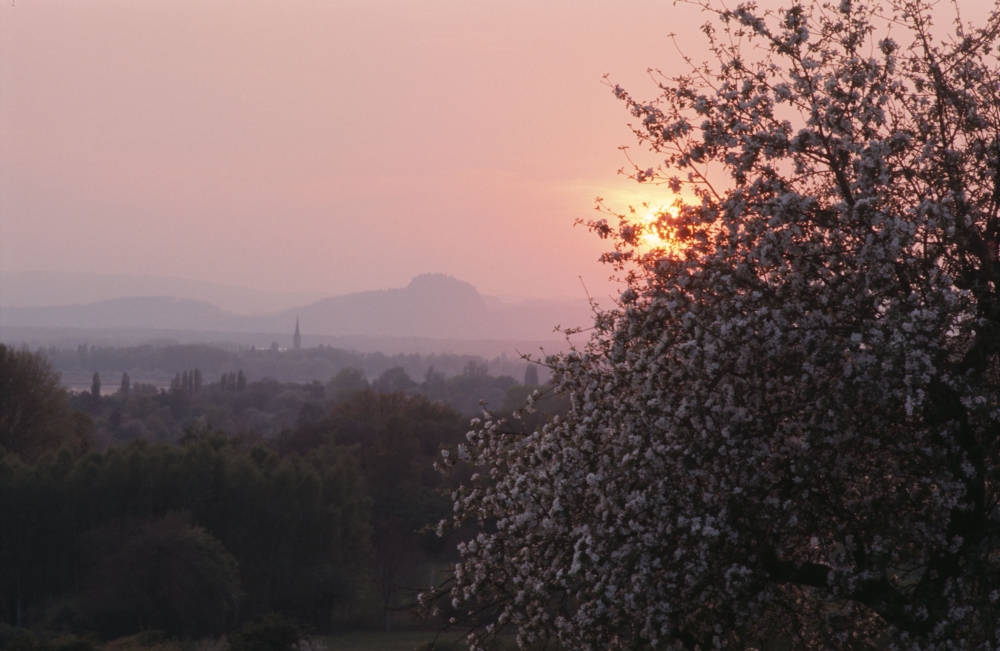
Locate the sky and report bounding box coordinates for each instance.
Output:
[1,0,993,302]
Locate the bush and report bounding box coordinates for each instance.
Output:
[0,632,100,651]
[47,636,100,651]
[0,627,39,651]
[102,632,183,651]
[227,615,301,651]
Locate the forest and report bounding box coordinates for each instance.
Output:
[0,343,564,648]
[68,354,533,448]
[42,343,545,398]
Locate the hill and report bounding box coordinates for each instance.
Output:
[0,274,593,345]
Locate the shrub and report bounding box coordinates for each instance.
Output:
[227,615,301,651]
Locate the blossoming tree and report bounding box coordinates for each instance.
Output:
[434,0,1000,648]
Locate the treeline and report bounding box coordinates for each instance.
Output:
[1,437,368,636]
[41,344,547,390]
[0,344,566,640]
[76,360,531,448]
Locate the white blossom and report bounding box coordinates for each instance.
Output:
[425,1,1000,649]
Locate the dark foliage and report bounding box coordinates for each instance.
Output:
[77,514,238,638]
[228,615,302,651]
[0,436,368,634]
[0,342,562,639]
[0,345,89,461]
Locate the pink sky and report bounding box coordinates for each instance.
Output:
[1,0,992,301]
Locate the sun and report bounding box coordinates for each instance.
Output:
[597,188,693,255]
[640,207,667,247]
[635,204,675,252]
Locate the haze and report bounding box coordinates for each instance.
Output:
[0,0,714,303]
[3,0,992,305]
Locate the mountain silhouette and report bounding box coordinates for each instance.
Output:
[0,296,242,331]
[0,274,592,342]
[262,274,493,338]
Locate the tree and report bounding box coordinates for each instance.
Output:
[370,515,423,631]
[522,363,539,387]
[436,1,1000,649]
[372,367,416,394]
[330,367,369,405]
[119,372,131,396]
[0,344,80,460]
[78,514,240,638]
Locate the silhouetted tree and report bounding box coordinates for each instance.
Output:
[79,514,240,638]
[523,363,539,387]
[462,360,489,379]
[328,367,368,405]
[371,367,414,394]
[370,515,422,631]
[0,344,81,460]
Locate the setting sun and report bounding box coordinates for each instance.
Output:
[625,200,688,255]
[600,185,696,256]
[639,205,671,249]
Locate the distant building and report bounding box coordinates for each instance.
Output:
[293,317,302,350]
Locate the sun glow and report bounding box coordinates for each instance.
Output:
[595,185,698,256]
[630,200,690,257]
[639,205,671,249]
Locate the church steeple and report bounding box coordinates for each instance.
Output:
[293,317,301,350]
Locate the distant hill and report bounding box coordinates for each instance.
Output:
[0,271,323,315]
[0,296,246,331]
[261,274,490,338]
[262,274,589,340]
[0,274,594,344]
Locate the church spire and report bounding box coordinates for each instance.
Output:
[293,317,301,350]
